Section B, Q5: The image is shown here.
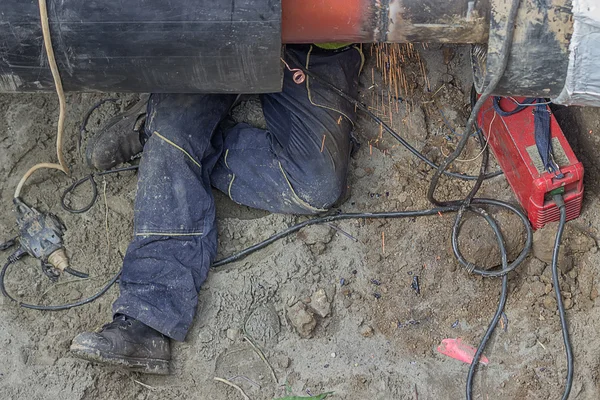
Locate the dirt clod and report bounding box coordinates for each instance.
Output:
[532,223,574,273]
[287,302,316,338]
[359,325,374,338]
[308,288,331,318]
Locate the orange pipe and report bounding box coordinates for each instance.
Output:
[281,0,372,43]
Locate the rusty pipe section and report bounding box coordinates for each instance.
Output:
[281,0,491,44]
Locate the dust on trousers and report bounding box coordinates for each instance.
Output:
[113,45,363,340]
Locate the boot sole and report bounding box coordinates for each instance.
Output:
[70,343,170,375]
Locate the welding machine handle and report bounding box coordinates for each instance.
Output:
[533,104,564,178]
[493,97,563,178]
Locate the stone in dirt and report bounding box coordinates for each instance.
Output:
[524,258,546,277]
[532,223,573,274]
[226,328,240,341]
[308,288,331,318]
[287,302,316,338]
[297,225,334,246]
[360,325,374,337]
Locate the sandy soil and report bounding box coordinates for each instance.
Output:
[1,45,600,400]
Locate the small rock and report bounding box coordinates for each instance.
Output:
[524,258,546,276]
[568,269,578,279]
[198,329,213,343]
[564,298,574,310]
[354,168,367,178]
[226,328,240,341]
[540,267,553,284]
[524,334,537,349]
[526,281,546,298]
[568,229,596,254]
[343,297,353,308]
[360,325,374,338]
[331,352,336,358]
[543,296,556,310]
[272,354,291,369]
[532,223,573,273]
[590,288,599,300]
[287,302,316,338]
[308,288,331,318]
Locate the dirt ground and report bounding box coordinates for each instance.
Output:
[1,44,600,400]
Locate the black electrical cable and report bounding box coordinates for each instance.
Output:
[64,267,90,279]
[0,164,136,311]
[61,165,139,213]
[214,206,459,267]
[428,0,520,207]
[0,255,121,311]
[551,194,574,400]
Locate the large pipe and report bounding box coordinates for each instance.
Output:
[1,0,594,106]
[281,0,491,43]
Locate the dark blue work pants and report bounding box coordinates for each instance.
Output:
[113,46,363,340]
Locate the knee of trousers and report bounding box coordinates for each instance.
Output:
[288,161,347,213]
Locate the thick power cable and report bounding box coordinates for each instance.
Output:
[0,255,120,311]
[551,194,574,400]
[427,0,521,207]
[14,0,70,199]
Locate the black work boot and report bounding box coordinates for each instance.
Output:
[85,95,148,170]
[70,314,171,375]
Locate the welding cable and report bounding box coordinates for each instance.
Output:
[427,0,521,207]
[61,165,139,213]
[0,255,121,311]
[551,194,574,400]
[64,267,90,279]
[3,198,529,311]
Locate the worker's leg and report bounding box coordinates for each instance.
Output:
[111,93,236,341]
[211,45,363,214]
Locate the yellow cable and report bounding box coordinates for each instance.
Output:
[14,0,69,198]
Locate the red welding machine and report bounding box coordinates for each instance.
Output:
[478,96,584,230]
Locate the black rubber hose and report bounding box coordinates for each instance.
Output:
[551,194,574,400]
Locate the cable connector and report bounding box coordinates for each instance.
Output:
[553,193,566,209]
